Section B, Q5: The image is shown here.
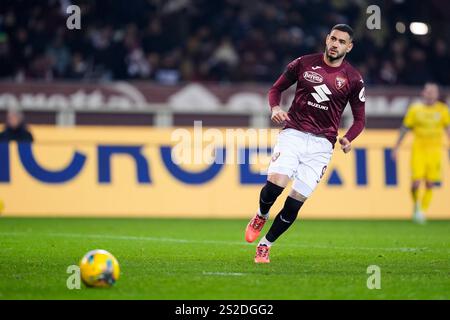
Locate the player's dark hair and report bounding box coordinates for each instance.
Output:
[331,24,354,40]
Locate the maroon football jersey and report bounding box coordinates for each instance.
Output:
[268,53,365,146]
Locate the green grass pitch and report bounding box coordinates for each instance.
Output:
[0,218,449,299]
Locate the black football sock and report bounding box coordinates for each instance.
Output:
[266,196,304,242]
[259,181,284,216]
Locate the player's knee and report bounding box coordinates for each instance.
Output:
[411,181,421,190]
[289,189,307,202]
[260,180,284,203]
[267,174,289,188]
[425,181,435,189]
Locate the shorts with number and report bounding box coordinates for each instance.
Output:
[411,147,442,182]
[267,128,333,197]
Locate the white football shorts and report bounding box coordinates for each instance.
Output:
[267,128,333,197]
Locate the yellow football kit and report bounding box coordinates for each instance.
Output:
[403,101,450,182]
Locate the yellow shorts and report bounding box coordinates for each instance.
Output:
[411,147,442,182]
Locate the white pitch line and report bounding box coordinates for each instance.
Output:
[0,231,441,253]
[202,272,245,276]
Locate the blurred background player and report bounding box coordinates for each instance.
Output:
[245,24,366,263]
[0,108,33,214]
[392,83,450,223]
[0,109,34,142]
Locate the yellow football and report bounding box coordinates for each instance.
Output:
[79,249,120,287]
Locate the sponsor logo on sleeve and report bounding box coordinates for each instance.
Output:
[359,87,366,102]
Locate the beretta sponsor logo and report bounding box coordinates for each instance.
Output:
[303,71,323,83]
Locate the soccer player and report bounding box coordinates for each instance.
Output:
[392,83,450,223]
[0,109,34,142]
[0,109,33,215]
[244,24,366,263]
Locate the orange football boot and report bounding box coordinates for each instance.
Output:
[245,214,267,243]
[254,244,270,263]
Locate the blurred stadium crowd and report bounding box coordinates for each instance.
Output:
[0,0,449,85]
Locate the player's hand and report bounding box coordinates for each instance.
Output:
[391,147,399,161]
[339,137,351,153]
[271,106,290,124]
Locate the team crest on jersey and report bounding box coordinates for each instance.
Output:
[303,71,323,83]
[271,152,281,162]
[335,76,347,89]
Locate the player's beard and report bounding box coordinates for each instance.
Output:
[325,48,346,62]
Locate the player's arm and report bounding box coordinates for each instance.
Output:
[392,105,415,161]
[446,126,450,160]
[445,111,450,160]
[340,78,366,153]
[446,126,450,143]
[268,59,301,124]
[391,126,410,161]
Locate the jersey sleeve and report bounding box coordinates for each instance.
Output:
[403,105,417,129]
[268,57,302,108]
[343,74,366,142]
[283,57,302,82]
